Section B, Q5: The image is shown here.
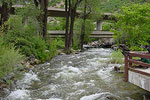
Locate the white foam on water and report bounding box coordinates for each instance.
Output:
[55,65,82,79]
[68,61,72,64]
[80,92,111,100]
[17,71,40,89]
[48,98,63,100]
[41,84,60,96]
[7,90,30,100]
[74,82,85,86]
[37,98,63,100]
[84,48,112,56]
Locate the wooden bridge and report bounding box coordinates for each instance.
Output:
[47,30,113,38]
[124,51,150,92]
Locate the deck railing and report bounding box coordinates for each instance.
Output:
[124,51,150,82]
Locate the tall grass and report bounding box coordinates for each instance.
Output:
[109,50,124,64]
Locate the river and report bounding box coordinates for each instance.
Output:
[5,48,150,100]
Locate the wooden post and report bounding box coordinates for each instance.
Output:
[129,55,132,67]
[124,55,128,82]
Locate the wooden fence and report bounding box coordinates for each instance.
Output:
[124,51,150,92]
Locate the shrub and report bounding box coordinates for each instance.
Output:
[0,42,24,78]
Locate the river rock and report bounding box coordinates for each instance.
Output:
[114,66,120,72]
[106,96,121,100]
[3,88,10,94]
[111,45,119,50]
[0,84,7,89]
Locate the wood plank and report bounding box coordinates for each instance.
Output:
[129,51,150,58]
[128,59,150,67]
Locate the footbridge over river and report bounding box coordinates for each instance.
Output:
[48,30,113,38]
[0,5,115,39]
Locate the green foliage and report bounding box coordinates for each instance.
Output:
[1,13,49,62]
[114,3,150,50]
[49,0,62,7]
[0,42,24,78]
[47,39,58,59]
[55,38,65,49]
[102,22,114,31]
[109,50,124,64]
[100,0,131,12]
[47,18,66,30]
[73,19,94,50]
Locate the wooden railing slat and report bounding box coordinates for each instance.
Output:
[128,59,150,67]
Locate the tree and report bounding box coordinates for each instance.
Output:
[33,0,48,39]
[65,0,83,53]
[0,0,13,33]
[40,0,48,39]
[65,0,70,53]
[79,0,101,50]
[80,0,87,50]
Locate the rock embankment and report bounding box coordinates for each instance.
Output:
[84,38,114,49]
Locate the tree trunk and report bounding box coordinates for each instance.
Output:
[68,8,76,53]
[80,0,87,50]
[40,0,48,39]
[65,0,82,53]
[0,2,9,33]
[65,0,70,53]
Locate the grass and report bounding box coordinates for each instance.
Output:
[109,50,124,64]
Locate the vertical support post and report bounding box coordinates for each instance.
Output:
[124,55,128,82]
[129,56,132,67]
[96,20,102,31]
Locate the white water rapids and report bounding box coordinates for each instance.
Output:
[4,48,149,100]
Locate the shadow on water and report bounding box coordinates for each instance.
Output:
[4,48,150,100]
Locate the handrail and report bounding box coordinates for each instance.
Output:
[124,51,150,82]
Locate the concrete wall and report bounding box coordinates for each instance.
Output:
[129,70,150,92]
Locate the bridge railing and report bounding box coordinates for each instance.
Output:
[47,30,114,38]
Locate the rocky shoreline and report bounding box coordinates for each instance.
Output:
[84,38,115,49]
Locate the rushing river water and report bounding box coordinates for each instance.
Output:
[5,48,150,100]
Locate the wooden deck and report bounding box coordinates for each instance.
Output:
[124,51,150,92]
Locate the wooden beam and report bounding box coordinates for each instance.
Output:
[129,51,150,58]
[129,59,150,67]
